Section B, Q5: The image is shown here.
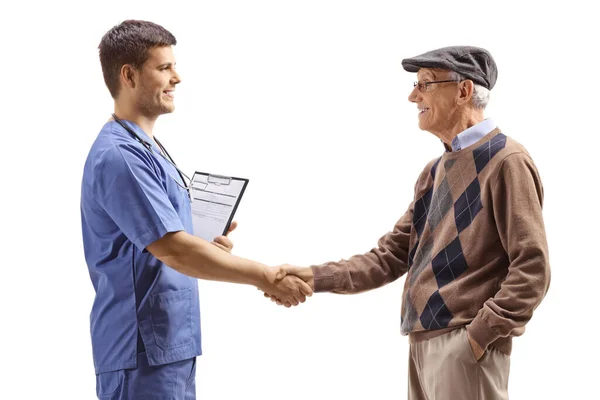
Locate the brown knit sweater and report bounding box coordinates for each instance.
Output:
[311,128,550,355]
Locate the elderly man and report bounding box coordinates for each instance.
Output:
[271,46,551,399]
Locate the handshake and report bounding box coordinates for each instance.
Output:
[213,222,314,307]
[257,264,315,308]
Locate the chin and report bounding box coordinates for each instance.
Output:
[160,105,175,114]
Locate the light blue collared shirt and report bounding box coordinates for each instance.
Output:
[449,118,496,152]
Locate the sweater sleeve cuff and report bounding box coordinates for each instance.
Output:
[467,315,501,351]
[311,264,336,292]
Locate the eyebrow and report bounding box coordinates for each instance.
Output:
[157,62,176,68]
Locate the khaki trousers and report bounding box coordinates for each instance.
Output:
[409,327,510,400]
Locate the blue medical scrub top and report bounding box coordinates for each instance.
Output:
[81,120,201,374]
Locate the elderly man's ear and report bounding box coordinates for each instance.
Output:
[456,80,475,105]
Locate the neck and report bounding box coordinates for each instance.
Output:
[436,109,484,147]
[113,101,157,138]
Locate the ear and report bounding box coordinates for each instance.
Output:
[456,79,474,106]
[120,64,138,90]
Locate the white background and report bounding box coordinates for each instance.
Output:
[1,0,598,399]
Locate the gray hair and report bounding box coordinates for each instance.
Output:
[448,71,490,109]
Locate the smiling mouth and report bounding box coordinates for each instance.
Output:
[163,90,175,99]
[419,108,429,115]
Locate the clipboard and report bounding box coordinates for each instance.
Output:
[189,172,249,242]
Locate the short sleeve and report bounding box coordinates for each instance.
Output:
[92,144,185,251]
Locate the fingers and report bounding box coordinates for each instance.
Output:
[267,294,283,306]
[293,290,306,304]
[262,291,283,306]
[226,221,238,236]
[290,276,311,303]
[297,279,313,297]
[213,236,231,247]
[281,266,315,290]
[270,295,284,306]
[261,290,297,308]
[212,221,237,252]
[278,277,307,305]
[260,274,314,307]
[210,241,229,252]
[275,298,291,307]
[288,296,299,306]
[213,235,233,251]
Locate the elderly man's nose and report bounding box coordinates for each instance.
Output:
[408,86,420,102]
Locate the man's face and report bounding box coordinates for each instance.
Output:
[134,46,181,117]
[408,68,459,135]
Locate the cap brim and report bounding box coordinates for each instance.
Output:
[401,58,447,73]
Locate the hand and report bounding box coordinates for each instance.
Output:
[467,331,485,361]
[263,265,315,306]
[258,266,313,308]
[211,221,238,253]
[286,265,315,290]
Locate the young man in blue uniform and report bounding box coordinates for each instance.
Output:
[81,20,311,399]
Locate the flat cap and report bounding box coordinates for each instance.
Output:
[402,46,497,90]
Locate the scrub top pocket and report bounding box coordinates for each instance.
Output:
[150,288,193,350]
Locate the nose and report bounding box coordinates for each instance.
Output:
[408,86,420,103]
[172,70,182,85]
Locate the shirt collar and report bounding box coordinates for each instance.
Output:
[448,118,496,152]
[111,119,161,152]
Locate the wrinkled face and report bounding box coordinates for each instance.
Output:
[408,68,460,134]
[133,46,181,117]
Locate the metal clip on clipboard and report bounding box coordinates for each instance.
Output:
[207,174,232,186]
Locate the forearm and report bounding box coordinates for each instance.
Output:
[312,250,406,294]
[311,208,414,293]
[150,231,266,286]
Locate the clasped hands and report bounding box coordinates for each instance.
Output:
[258,264,315,308]
[211,222,314,307]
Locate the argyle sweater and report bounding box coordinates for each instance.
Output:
[311,128,550,354]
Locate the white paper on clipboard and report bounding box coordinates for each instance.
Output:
[190,172,249,242]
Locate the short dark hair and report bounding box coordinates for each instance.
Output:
[98,20,177,98]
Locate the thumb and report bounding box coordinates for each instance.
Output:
[275,267,287,281]
[285,266,302,275]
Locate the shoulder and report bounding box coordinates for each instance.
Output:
[89,125,154,174]
[488,132,535,165]
[471,131,539,175]
[418,156,443,181]
[410,156,442,196]
[482,133,541,184]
